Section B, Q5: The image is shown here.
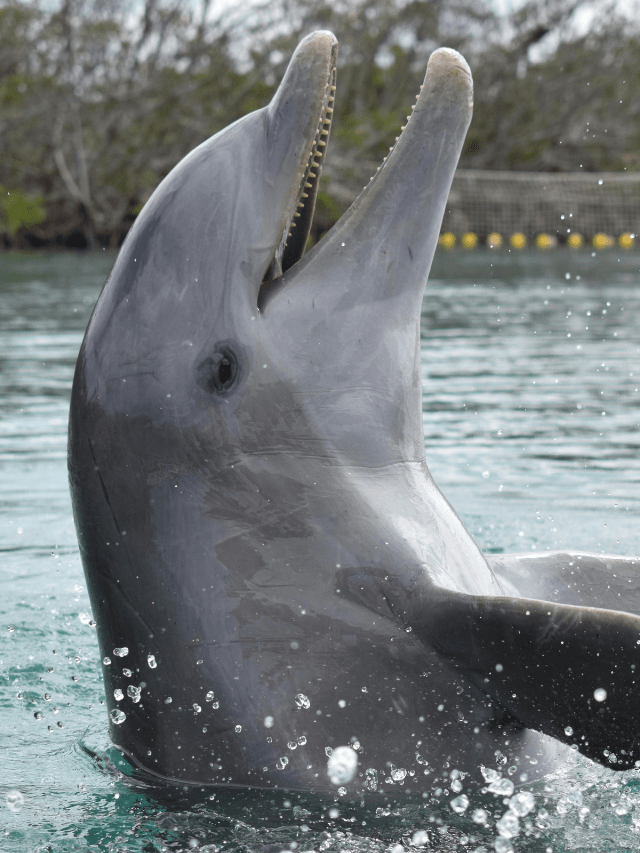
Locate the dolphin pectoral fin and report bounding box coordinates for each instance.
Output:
[418,588,640,770]
[486,551,640,615]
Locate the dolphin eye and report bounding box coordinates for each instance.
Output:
[218,356,232,386]
[197,348,238,394]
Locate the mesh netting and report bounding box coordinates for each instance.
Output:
[442,170,640,240]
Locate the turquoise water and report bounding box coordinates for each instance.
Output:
[1,249,639,851]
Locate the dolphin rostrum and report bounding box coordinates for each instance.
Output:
[69,31,640,792]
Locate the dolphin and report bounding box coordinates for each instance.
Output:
[68,30,640,792]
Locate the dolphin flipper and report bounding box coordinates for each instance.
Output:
[418,588,640,770]
[487,552,640,615]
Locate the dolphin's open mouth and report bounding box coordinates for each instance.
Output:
[259,37,473,315]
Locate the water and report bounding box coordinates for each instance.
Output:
[1,249,639,851]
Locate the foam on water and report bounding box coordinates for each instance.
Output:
[2,250,640,851]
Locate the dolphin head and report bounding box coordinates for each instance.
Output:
[69,32,488,786]
[77,32,472,471]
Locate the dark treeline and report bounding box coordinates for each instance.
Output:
[2,0,639,248]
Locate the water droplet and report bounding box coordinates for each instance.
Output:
[297,735,306,745]
[391,767,407,782]
[294,693,310,709]
[235,724,242,733]
[110,708,126,725]
[495,663,504,672]
[205,690,215,701]
[79,613,92,625]
[113,647,128,657]
[594,687,607,702]
[44,693,51,701]
[564,725,573,736]
[509,791,535,816]
[364,767,378,791]
[6,790,24,812]
[489,777,515,797]
[34,712,43,720]
[147,654,157,668]
[411,830,430,846]
[122,668,132,677]
[114,689,124,701]
[329,807,339,819]
[327,745,358,785]
[288,740,297,749]
[164,696,172,704]
[103,657,111,666]
[264,716,274,728]
[325,746,333,756]
[450,794,469,813]
[496,810,520,838]
[212,700,219,709]
[193,703,201,713]
[276,756,289,769]
[127,685,141,703]
[338,699,346,708]
[472,808,489,825]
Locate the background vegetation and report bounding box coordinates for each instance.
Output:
[2,0,639,247]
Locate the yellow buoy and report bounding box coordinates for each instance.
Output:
[487,232,503,249]
[438,232,456,250]
[593,233,614,249]
[567,233,583,249]
[619,233,635,249]
[536,233,557,249]
[510,232,526,249]
[461,232,478,249]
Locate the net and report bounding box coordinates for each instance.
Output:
[442,170,640,242]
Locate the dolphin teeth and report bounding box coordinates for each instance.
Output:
[317,141,326,147]
[308,172,316,178]
[401,125,406,131]
[326,107,333,114]
[320,129,329,136]
[304,182,313,189]
[302,193,309,198]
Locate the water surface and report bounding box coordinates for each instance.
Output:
[1,249,639,851]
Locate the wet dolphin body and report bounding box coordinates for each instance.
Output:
[69,31,640,791]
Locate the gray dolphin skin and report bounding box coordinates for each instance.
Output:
[69,30,640,792]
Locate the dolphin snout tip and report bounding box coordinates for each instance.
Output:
[427,47,472,88]
[298,29,338,54]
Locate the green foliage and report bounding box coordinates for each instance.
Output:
[0,186,46,235]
